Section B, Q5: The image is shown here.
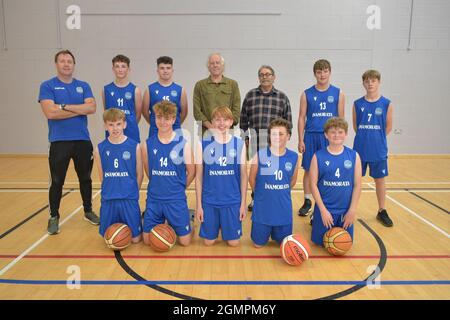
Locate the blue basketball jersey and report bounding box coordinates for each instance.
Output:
[146,133,187,201]
[98,137,139,201]
[202,136,244,207]
[252,148,298,226]
[104,82,140,142]
[38,77,94,142]
[315,146,356,216]
[148,82,182,137]
[304,84,340,133]
[353,96,390,162]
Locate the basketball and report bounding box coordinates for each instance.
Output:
[323,227,353,256]
[280,234,311,266]
[104,223,132,251]
[148,224,177,252]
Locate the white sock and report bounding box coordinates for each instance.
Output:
[305,194,312,200]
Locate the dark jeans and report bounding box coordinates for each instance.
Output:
[247,132,269,201]
[48,140,93,218]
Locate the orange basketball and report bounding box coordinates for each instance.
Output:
[323,227,353,256]
[280,234,311,266]
[104,223,132,251]
[148,224,177,252]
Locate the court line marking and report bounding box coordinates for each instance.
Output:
[0,189,74,240]
[0,254,448,260]
[0,190,101,277]
[367,183,450,238]
[0,279,449,286]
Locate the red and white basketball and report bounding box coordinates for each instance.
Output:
[280,234,311,266]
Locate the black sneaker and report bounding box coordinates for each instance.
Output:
[377,209,393,227]
[248,199,254,212]
[298,199,312,216]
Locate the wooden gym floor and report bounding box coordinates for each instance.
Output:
[0,155,449,300]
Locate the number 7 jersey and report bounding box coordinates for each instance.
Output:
[353,96,390,162]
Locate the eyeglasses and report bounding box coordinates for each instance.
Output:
[259,73,273,78]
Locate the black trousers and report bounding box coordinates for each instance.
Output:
[247,131,269,201]
[48,140,93,218]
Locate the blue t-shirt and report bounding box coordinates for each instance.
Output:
[202,136,244,207]
[104,82,140,142]
[252,148,298,226]
[315,146,356,216]
[148,82,182,137]
[305,84,340,133]
[353,96,390,162]
[38,77,94,142]
[146,133,187,202]
[98,137,139,201]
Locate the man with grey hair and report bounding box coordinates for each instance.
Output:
[240,65,292,211]
[193,53,241,135]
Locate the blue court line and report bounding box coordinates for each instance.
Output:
[1,279,449,286]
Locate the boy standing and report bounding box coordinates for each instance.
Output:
[102,54,142,143]
[249,118,299,247]
[141,101,195,246]
[353,70,394,227]
[297,59,345,218]
[195,106,247,247]
[310,118,362,246]
[94,108,143,244]
[142,56,188,138]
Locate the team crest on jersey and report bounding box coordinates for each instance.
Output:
[325,161,330,166]
[313,96,317,101]
[153,149,158,155]
[110,91,115,97]
[169,150,178,160]
[76,86,83,94]
[344,160,353,169]
[229,148,237,158]
[285,162,293,172]
[155,90,159,95]
[125,92,132,100]
[122,151,131,160]
[375,107,383,116]
[361,107,365,112]
[266,160,272,167]
[327,96,334,103]
[106,150,110,156]
[210,148,215,156]
[171,90,178,97]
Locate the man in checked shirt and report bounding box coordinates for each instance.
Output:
[240,65,292,211]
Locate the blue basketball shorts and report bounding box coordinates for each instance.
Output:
[143,199,191,236]
[251,220,292,246]
[311,206,354,246]
[99,199,142,238]
[199,203,242,241]
[361,159,388,179]
[301,132,328,171]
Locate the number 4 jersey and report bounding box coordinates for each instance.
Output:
[353,96,390,162]
[315,146,357,216]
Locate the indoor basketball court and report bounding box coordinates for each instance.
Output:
[0,0,449,303]
[0,155,448,300]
